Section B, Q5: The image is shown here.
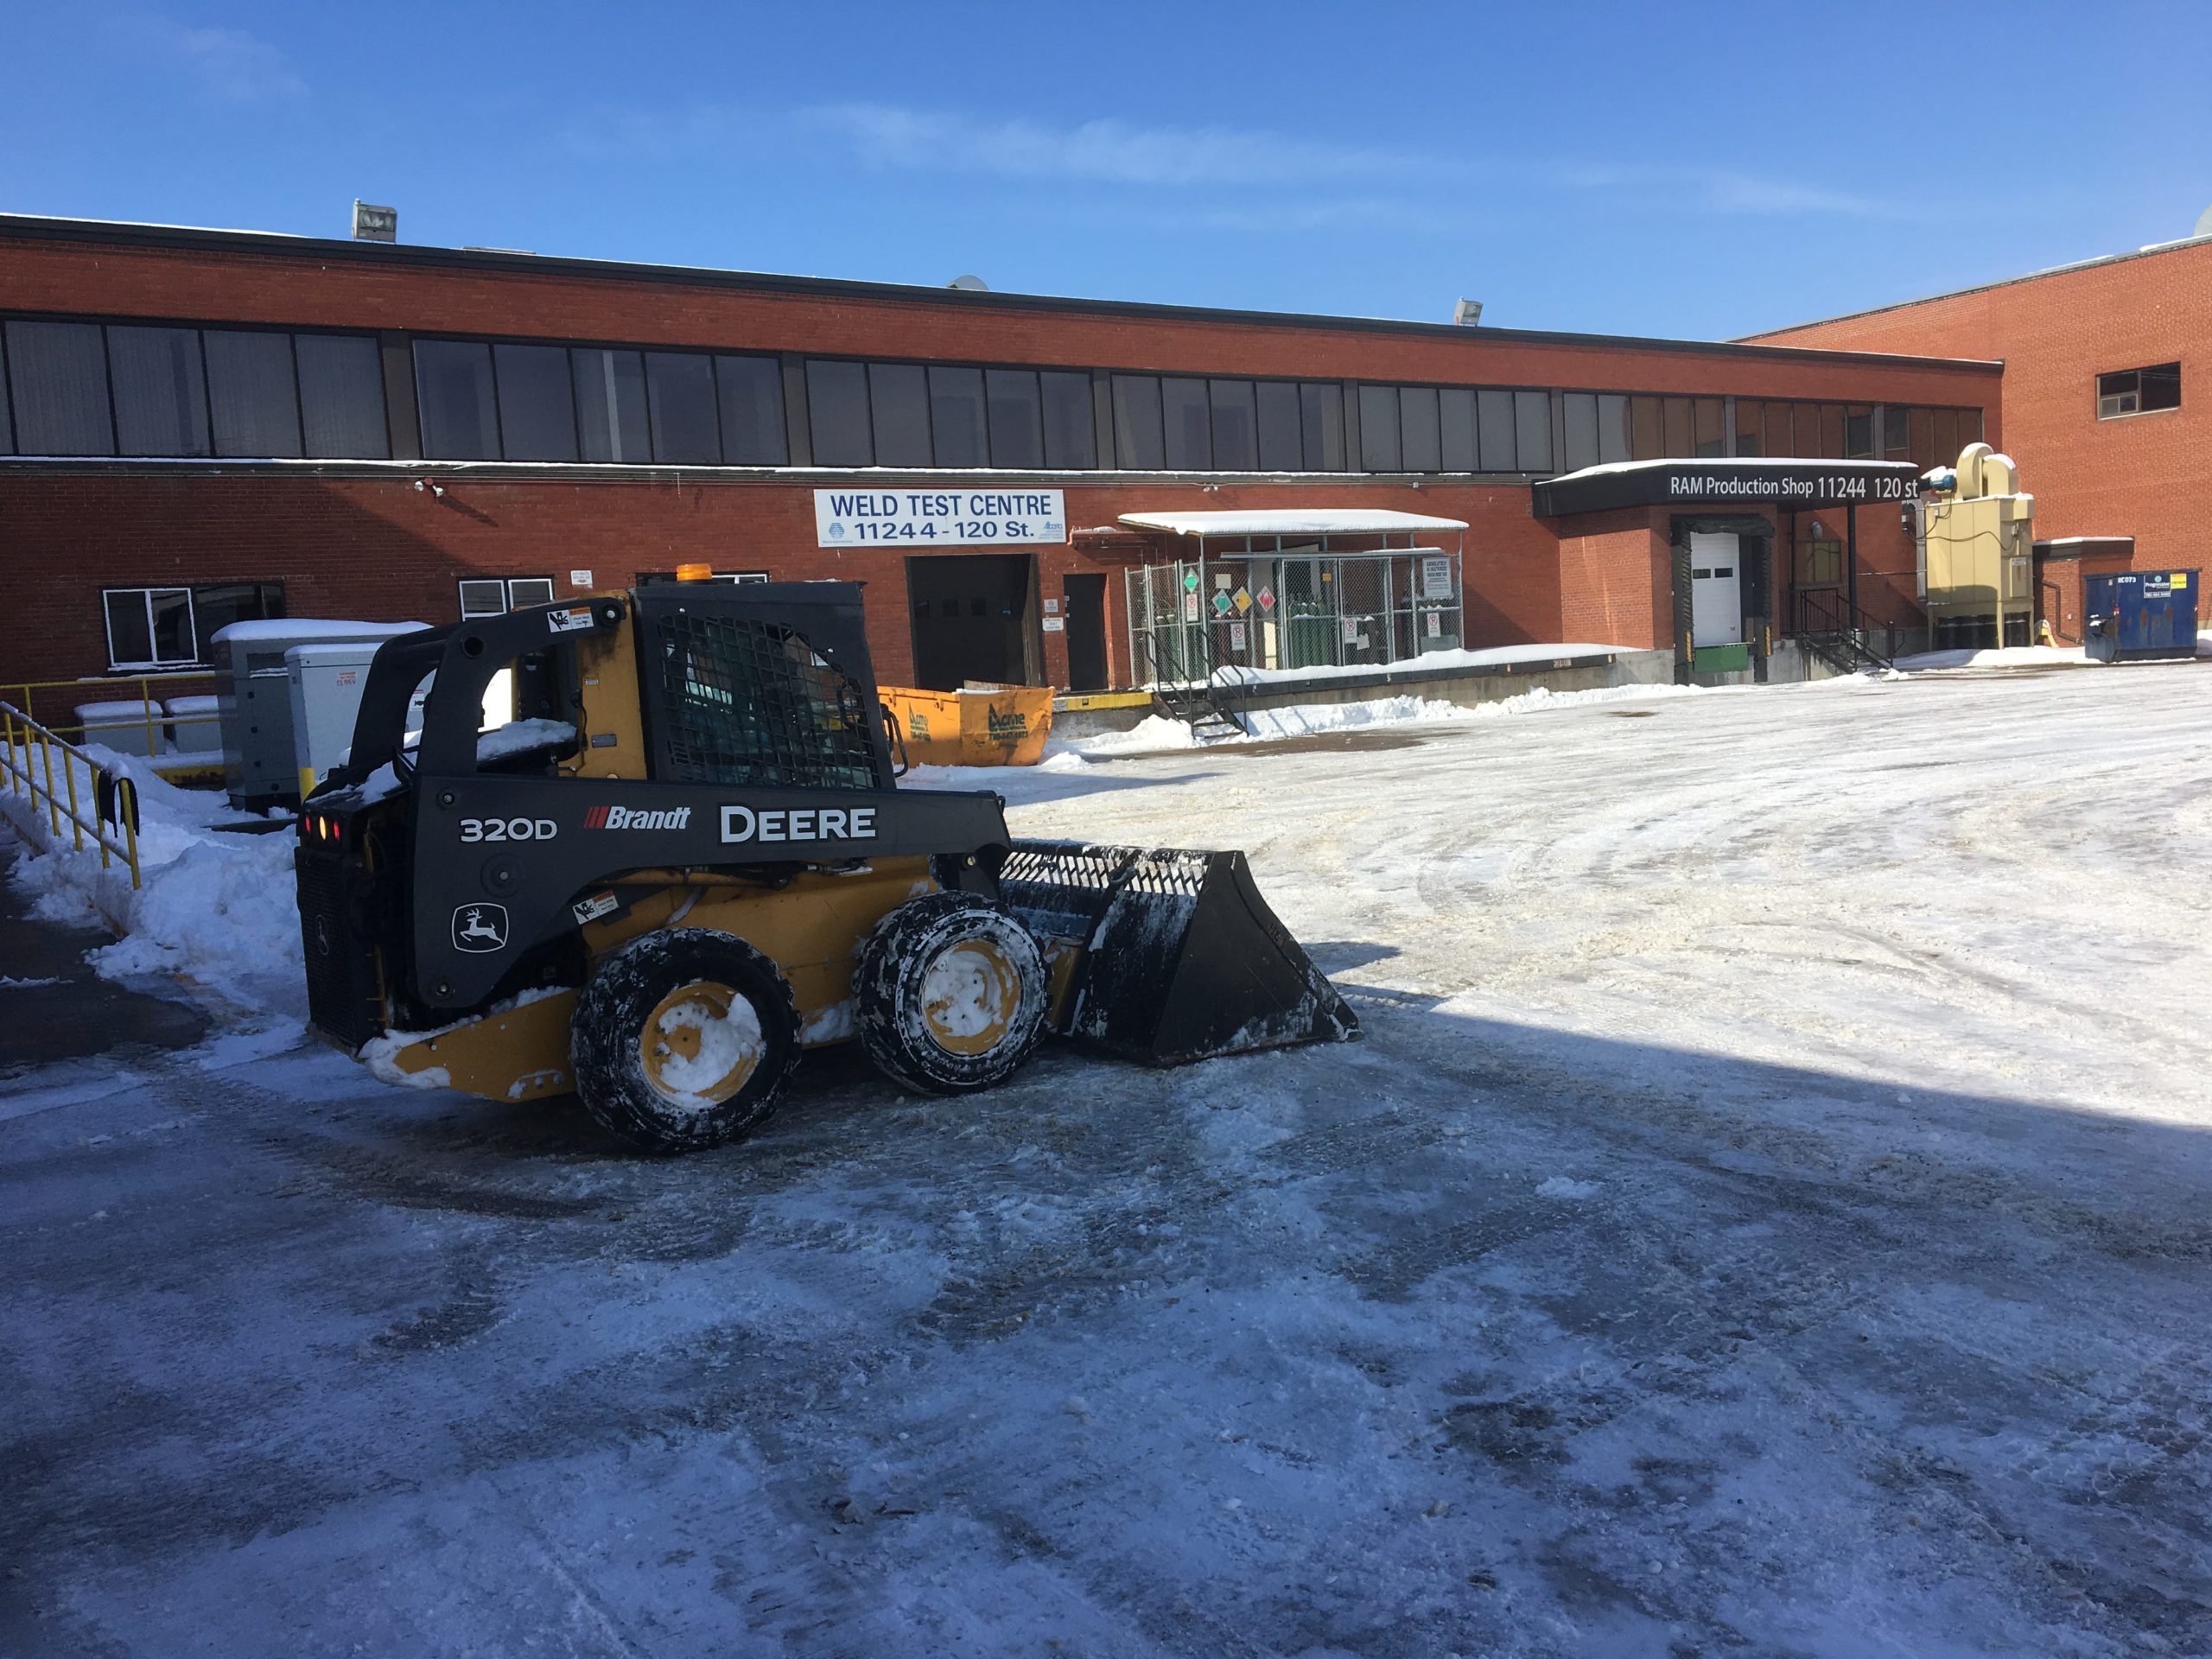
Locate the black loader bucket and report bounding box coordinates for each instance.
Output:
[998,840,1359,1066]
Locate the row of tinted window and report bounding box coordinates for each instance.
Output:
[0,320,387,458]
[414,340,787,465]
[1109,375,1349,472]
[1358,385,1554,474]
[805,360,1094,469]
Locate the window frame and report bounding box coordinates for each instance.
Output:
[457,576,558,619]
[2096,362,2180,421]
[102,586,197,671]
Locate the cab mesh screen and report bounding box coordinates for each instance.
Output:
[648,611,878,788]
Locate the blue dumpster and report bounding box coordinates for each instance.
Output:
[2083,569,2200,663]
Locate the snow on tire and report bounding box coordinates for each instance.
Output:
[569,928,800,1154]
[855,893,1048,1095]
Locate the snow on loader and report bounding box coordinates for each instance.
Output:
[294,577,1355,1152]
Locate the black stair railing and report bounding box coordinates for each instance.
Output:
[1140,587,1244,738]
[1794,588,1897,673]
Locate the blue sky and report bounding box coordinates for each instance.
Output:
[3,1,2206,340]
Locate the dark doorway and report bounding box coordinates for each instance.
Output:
[907,555,1039,690]
[1062,574,1109,691]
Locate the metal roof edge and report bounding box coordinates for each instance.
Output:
[0,213,2000,375]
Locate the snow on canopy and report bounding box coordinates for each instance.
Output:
[1116,508,1469,537]
[209,620,429,645]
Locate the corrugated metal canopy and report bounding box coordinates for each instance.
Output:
[1116,509,1469,537]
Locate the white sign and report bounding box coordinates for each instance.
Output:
[1421,555,1454,599]
[569,569,594,588]
[815,489,1065,549]
[1229,621,1248,651]
[1041,616,1065,632]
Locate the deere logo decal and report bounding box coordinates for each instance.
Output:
[583,805,694,830]
[452,903,510,953]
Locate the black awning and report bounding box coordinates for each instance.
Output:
[1532,459,1924,518]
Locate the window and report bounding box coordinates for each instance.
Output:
[1799,539,1843,587]
[572,348,650,463]
[0,327,10,453]
[458,577,556,618]
[205,330,302,458]
[1161,377,1211,469]
[1662,397,1694,460]
[1882,405,1914,461]
[984,368,1044,468]
[2097,363,2180,419]
[1629,395,1664,461]
[645,352,719,464]
[1562,392,1599,471]
[1517,390,1555,471]
[868,362,933,467]
[1112,374,1164,468]
[1039,371,1096,469]
[1692,397,1723,459]
[645,611,878,791]
[108,325,210,456]
[294,334,388,459]
[101,582,283,669]
[5,320,113,454]
[415,340,500,459]
[806,359,873,466]
[1598,393,1631,464]
[1357,384,1400,470]
[1843,406,1874,460]
[1477,389,1516,471]
[104,588,194,668]
[1210,378,1259,470]
[1398,386,1440,473]
[929,365,988,467]
[1300,383,1345,471]
[1438,388,1477,472]
[1256,380,1303,471]
[715,355,786,465]
[493,343,579,462]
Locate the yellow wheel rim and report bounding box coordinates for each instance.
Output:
[639,979,764,1105]
[919,938,1021,1057]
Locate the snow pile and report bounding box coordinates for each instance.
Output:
[1207,641,1625,688]
[1055,680,1700,757]
[1894,644,2088,671]
[3,742,304,1017]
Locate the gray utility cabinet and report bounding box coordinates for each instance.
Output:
[216,621,424,809]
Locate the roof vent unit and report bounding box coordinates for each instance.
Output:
[2196,201,2212,239]
[1452,298,1483,327]
[949,274,990,292]
[351,200,397,244]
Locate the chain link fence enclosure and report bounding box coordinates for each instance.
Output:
[1124,546,1463,687]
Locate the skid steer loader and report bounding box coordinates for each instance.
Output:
[295,577,1355,1152]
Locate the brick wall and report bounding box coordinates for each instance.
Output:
[1751,238,2210,571]
[0,469,1572,690]
[1556,509,1669,648]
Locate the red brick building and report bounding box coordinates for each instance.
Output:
[1748,233,2209,644]
[0,215,2003,696]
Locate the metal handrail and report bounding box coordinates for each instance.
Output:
[2,671,220,751]
[0,700,143,888]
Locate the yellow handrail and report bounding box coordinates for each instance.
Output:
[2,671,219,747]
[0,699,143,889]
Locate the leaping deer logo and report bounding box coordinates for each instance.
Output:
[452,903,510,952]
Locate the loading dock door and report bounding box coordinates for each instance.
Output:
[907,554,1039,691]
[1689,531,1743,647]
[1062,574,1108,691]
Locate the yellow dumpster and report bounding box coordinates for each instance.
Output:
[880,683,1053,766]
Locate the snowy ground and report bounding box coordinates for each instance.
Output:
[5,663,2212,1656]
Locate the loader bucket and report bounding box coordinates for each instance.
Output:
[998,840,1359,1065]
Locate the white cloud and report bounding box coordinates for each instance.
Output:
[125,15,306,102]
[797,104,1445,188]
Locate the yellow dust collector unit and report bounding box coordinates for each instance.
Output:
[1920,442,2036,649]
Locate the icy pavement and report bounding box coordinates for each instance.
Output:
[5,664,2212,1656]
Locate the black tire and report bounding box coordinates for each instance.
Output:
[854,893,1049,1095]
[569,928,800,1154]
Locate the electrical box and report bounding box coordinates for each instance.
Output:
[213,620,425,809]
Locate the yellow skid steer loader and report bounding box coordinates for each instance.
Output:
[296,578,1355,1153]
